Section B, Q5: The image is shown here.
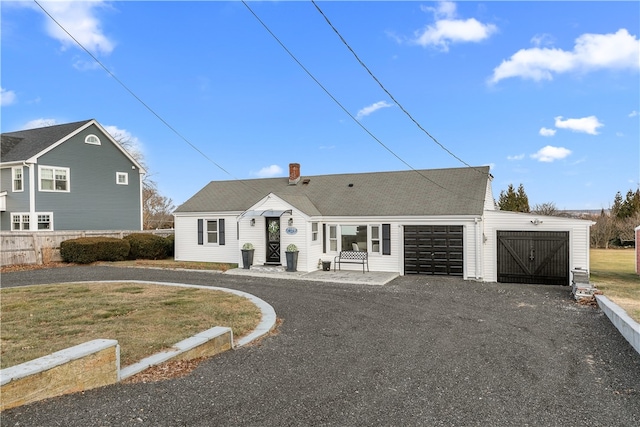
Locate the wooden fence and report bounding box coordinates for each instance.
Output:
[0,230,174,267]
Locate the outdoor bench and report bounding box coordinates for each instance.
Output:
[334,250,369,273]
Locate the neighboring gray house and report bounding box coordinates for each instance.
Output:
[1,119,146,231]
[175,163,592,285]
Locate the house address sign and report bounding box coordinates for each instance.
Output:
[285,227,298,235]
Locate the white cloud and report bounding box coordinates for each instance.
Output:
[1,87,17,106]
[531,145,572,162]
[507,154,525,161]
[490,28,640,84]
[554,115,603,135]
[254,165,283,178]
[629,110,638,117]
[356,101,393,120]
[539,127,556,137]
[530,33,555,48]
[37,1,115,55]
[103,125,144,158]
[23,118,57,130]
[413,1,497,51]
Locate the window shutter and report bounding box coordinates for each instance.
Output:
[219,219,225,245]
[322,223,326,253]
[382,223,391,255]
[197,219,203,245]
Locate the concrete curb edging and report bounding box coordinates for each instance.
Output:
[0,339,119,386]
[595,295,640,355]
[119,326,232,380]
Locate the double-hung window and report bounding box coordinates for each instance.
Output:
[370,225,381,253]
[37,214,52,230]
[311,222,319,242]
[12,167,23,192]
[197,218,226,246]
[39,166,69,192]
[12,213,30,230]
[328,225,337,251]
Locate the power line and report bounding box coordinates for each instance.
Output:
[33,0,262,196]
[311,0,486,175]
[241,1,486,201]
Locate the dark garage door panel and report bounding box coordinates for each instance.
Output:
[497,231,569,285]
[404,226,463,276]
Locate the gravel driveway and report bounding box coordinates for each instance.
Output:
[2,266,639,426]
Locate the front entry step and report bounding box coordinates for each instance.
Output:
[251,265,285,272]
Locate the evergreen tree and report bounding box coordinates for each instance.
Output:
[498,183,530,213]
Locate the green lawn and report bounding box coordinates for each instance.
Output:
[590,248,640,322]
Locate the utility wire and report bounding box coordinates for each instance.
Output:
[33,0,262,196]
[242,1,486,201]
[311,0,486,176]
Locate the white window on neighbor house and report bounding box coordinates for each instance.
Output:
[12,213,30,230]
[12,166,23,192]
[39,166,69,192]
[116,172,129,185]
[328,225,337,251]
[370,225,381,254]
[85,134,101,145]
[37,213,52,230]
[311,222,319,242]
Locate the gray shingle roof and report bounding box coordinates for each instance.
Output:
[175,166,491,217]
[1,120,93,163]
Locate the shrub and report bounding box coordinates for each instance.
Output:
[164,234,175,257]
[123,233,169,260]
[60,237,130,264]
[242,243,254,250]
[286,243,298,252]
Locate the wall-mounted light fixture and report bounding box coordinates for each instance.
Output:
[288,217,293,226]
[250,218,255,227]
[530,219,543,226]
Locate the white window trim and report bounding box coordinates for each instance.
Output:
[370,224,381,254]
[328,225,338,252]
[85,134,101,145]
[12,166,24,192]
[11,212,54,231]
[205,219,219,245]
[36,212,54,230]
[116,172,129,185]
[38,165,70,192]
[311,222,319,243]
[11,212,30,231]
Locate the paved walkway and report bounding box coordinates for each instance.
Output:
[2,266,639,426]
[225,266,399,285]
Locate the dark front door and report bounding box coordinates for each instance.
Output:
[404,225,464,276]
[265,217,281,264]
[497,231,569,285]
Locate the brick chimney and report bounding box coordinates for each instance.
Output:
[288,163,301,185]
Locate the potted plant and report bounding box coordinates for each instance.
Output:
[241,243,254,269]
[285,243,299,272]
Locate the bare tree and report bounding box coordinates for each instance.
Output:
[111,132,175,229]
[531,202,558,216]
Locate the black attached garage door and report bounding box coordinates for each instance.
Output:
[497,231,569,285]
[404,225,463,276]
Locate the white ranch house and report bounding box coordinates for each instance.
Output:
[174,164,592,285]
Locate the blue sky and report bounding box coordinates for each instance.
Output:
[2,1,639,210]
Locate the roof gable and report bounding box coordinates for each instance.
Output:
[1,120,93,163]
[175,166,491,217]
[1,119,146,173]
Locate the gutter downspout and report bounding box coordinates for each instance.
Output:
[474,217,483,280]
[27,162,36,231]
